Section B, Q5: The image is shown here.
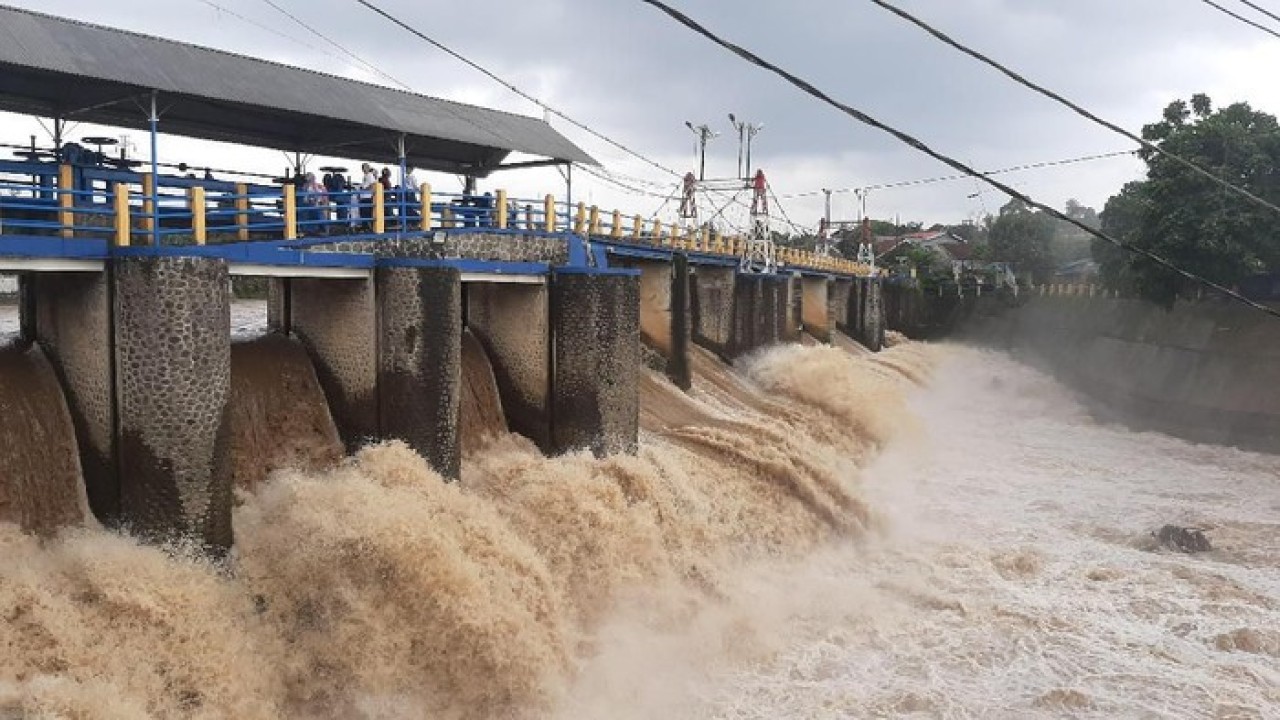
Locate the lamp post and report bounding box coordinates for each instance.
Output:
[684,120,718,181]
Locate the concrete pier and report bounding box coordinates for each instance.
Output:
[376,266,462,479]
[691,266,736,359]
[831,278,853,336]
[550,269,640,456]
[113,256,232,549]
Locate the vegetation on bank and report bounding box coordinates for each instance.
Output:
[1096,94,1280,306]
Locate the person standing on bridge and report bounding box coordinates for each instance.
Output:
[359,163,377,229]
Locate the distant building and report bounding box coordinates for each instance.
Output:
[1052,259,1100,284]
[876,230,972,264]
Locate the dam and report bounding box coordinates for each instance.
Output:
[5,6,1277,720]
[0,6,884,549]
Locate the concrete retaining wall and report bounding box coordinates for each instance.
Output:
[962,295,1280,453]
[467,282,552,449]
[801,276,831,343]
[615,255,690,389]
[290,277,379,450]
[33,272,116,520]
[316,232,570,265]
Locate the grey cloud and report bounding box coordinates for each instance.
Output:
[3,0,1274,224]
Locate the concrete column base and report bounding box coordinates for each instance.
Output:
[113,256,232,549]
[377,266,462,480]
[550,269,640,456]
[691,266,735,359]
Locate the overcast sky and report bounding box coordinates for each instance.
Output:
[4,0,1280,231]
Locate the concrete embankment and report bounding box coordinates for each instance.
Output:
[959,293,1280,454]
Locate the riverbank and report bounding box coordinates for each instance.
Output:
[956,294,1280,455]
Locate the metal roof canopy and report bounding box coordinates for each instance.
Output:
[0,5,596,176]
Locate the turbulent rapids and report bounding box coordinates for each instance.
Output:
[4,329,1276,719]
[0,325,929,719]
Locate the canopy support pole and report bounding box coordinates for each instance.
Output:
[397,133,407,239]
[149,89,160,247]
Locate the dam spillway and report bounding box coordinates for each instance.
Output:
[0,233,887,550]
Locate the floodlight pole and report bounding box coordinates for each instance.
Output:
[745,123,763,176]
[729,113,745,179]
[685,121,717,181]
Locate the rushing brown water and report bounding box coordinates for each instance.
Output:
[8,332,1272,719]
[0,330,927,718]
[0,343,87,534]
[229,335,344,493]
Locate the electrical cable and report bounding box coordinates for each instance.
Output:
[354,0,683,179]
[766,183,811,235]
[781,149,1136,199]
[194,0,332,55]
[1198,0,1280,38]
[259,0,412,89]
[572,162,674,199]
[864,0,1280,220]
[1236,0,1280,26]
[639,0,1280,320]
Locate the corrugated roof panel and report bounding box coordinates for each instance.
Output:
[0,5,595,171]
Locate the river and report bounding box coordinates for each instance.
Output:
[1,332,1275,719]
[566,345,1279,719]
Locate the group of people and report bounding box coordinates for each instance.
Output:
[295,163,420,234]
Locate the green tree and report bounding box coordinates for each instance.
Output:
[1095,94,1280,305]
[988,198,1056,283]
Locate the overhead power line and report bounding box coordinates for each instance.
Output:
[195,0,334,56]
[864,0,1280,220]
[259,0,411,89]
[1198,0,1280,38]
[781,149,1136,199]
[1236,0,1280,26]
[354,0,682,179]
[638,0,1280,320]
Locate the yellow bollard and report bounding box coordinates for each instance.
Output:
[373,183,385,234]
[443,206,456,229]
[652,219,664,244]
[612,209,623,239]
[421,182,433,231]
[58,164,74,239]
[574,202,587,234]
[496,189,508,229]
[589,205,601,235]
[190,186,207,245]
[283,183,297,240]
[544,194,556,232]
[235,182,249,241]
[141,173,155,235]
[632,214,643,240]
[113,182,130,247]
